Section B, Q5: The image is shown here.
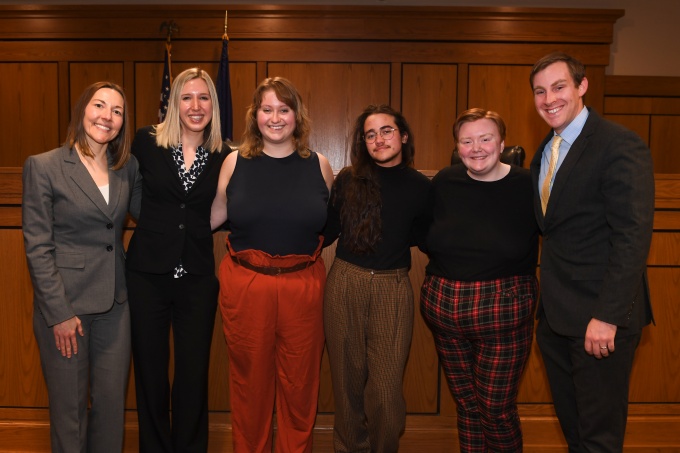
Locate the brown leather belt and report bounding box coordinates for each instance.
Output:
[231,255,312,275]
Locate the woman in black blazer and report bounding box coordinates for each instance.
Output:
[126,68,227,452]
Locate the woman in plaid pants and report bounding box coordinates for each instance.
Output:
[420,108,539,452]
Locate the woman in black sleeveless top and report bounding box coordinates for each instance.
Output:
[211,77,334,452]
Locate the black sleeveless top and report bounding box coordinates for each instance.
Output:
[227,151,329,256]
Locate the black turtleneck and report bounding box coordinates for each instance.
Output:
[324,163,431,270]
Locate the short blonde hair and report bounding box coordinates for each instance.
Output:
[239,77,310,159]
[154,67,223,152]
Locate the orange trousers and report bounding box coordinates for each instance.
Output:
[218,237,326,453]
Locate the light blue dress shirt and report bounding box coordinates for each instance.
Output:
[538,106,589,193]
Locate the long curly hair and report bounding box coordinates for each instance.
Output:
[334,104,415,254]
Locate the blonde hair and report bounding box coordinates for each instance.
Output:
[66,81,131,170]
[239,77,311,159]
[154,67,223,152]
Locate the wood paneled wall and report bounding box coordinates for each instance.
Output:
[1,5,679,451]
[604,76,680,174]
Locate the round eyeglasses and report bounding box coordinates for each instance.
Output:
[363,127,397,144]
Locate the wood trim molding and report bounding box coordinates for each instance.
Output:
[0,5,622,46]
[0,167,21,205]
[655,174,680,209]
[1,407,678,452]
[606,75,680,97]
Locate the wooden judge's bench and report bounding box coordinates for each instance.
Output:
[0,5,678,451]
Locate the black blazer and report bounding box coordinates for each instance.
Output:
[126,126,227,275]
[530,109,655,337]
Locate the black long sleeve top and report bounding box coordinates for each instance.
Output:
[324,163,431,270]
[425,164,539,281]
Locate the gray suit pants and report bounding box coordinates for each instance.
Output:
[34,301,130,453]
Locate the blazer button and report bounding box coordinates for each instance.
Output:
[106,223,114,229]
[179,224,185,230]
[106,245,113,252]
[180,203,186,209]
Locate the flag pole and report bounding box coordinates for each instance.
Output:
[159,19,178,84]
[165,41,173,86]
[158,20,177,123]
[216,10,233,141]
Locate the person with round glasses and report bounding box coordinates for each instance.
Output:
[323,104,431,452]
[363,126,396,143]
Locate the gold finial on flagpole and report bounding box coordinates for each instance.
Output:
[160,20,179,44]
[222,11,229,41]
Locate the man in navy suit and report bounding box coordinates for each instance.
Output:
[529,52,655,452]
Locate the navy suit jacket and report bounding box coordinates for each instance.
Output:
[530,109,654,337]
[126,126,227,275]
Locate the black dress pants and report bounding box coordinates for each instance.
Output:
[127,270,219,453]
[536,315,641,453]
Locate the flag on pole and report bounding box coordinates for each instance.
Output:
[158,42,172,124]
[216,36,233,141]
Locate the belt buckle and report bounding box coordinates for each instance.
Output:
[274,267,282,276]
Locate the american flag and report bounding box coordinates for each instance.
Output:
[216,37,233,141]
[158,43,172,123]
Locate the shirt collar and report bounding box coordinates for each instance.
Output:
[557,106,589,145]
[171,143,207,156]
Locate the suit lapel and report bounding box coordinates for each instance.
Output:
[191,148,221,191]
[161,146,185,190]
[107,157,123,216]
[63,146,113,219]
[158,142,222,196]
[546,111,598,218]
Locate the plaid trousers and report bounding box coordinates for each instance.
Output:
[324,258,413,453]
[420,274,538,453]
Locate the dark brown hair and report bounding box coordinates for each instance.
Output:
[529,51,586,89]
[65,81,131,170]
[334,104,414,254]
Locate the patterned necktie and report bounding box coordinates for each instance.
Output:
[541,135,563,215]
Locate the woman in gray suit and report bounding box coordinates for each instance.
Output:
[22,81,141,453]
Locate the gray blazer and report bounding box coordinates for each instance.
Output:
[530,109,655,337]
[22,145,142,327]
